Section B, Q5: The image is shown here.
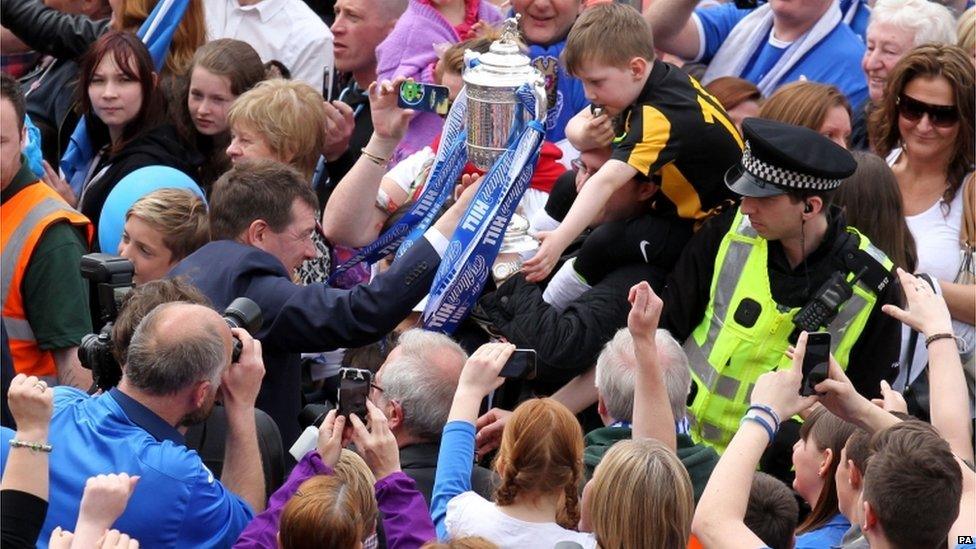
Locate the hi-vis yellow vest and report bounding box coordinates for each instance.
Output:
[683,209,892,452]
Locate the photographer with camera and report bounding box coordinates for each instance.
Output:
[169,158,476,446]
[1,302,268,547]
[1,74,93,390]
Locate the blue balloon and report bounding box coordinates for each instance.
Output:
[98,166,206,254]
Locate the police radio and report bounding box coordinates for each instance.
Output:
[792,266,868,333]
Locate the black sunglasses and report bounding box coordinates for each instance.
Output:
[897,94,959,127]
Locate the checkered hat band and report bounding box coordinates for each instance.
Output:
[741,143,842,191]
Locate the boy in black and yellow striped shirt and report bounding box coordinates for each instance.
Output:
[522,3,744,282]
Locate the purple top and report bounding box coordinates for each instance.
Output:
[233,451,436,549]
[375,0,501,164]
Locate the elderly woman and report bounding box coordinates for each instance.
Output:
[850,0,956,150]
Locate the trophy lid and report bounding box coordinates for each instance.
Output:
[463,16,538,88]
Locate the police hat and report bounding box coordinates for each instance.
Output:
[725,118,857,198]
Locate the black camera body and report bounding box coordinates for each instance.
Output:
[78,254,135,391]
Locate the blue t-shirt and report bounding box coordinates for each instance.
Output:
[0,387,254,548]
[742,38,790,83]
[794,513,851,549]
[528,41,588,143]
[839,0,870,42]
[694,3,869,106]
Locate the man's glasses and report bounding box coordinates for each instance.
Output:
[571,157,591,175]
[897,94,959,127]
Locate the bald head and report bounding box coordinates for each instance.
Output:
[125,302,231,395]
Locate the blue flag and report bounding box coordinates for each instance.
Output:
[60,0,191,195]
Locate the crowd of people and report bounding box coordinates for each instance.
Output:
[0,0,973,547]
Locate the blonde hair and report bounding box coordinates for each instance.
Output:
[759,81,851,133]
[125,188,209,261]
[958,7,976,56]
[227,78,326,180]
[563,3,655,75]
[114,0,206,76]
[334,449,379,531]
[493,398,583,529]
[588,438,694,549]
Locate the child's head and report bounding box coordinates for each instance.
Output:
[745,472,798,549]
[278,473,375,549]
[493,398,583,529]
[121,188,209,284]
[183,39,265,138]
[834,429,871,523]
[588,438,695,549]
[562,3,656,114]
[792,406,856,534]
[861,421,962,548]
[435,29,501,100]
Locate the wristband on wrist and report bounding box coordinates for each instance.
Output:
[924,332,960,349]
[741,413,777,446]
[747,404,781,427]
[360,147,389,166]
[9,439,52,453]
[375,188,399,215]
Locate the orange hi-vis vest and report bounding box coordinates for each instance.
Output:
[2,181,93,377]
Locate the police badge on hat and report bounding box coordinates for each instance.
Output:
[725,118,858,198]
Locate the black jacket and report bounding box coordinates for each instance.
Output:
[476,262,667,392]
[78,124,193,249]
[399,442,496,506]
[660,207,901,399]
[3,0,110,168]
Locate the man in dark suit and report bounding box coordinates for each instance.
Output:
[170,159,468,445]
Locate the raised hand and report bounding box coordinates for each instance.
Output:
[349,400,402,480]
[315,408,346,467]
[7,373,53,439]
[368,77,415,143]
[321,100,356,161]
[76,473,141,535]
[749,332,819,422]
[881,268,953,337]
[627,281,663,343]
[475,407,512,457]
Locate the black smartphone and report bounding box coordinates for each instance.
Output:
[397,80,451,115]
[337,367,373,419]
[500,349,537,380]
[800,332,831,396]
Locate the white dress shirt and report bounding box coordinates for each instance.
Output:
[206,0,333,92]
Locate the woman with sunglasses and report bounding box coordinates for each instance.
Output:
[868,43,974,393]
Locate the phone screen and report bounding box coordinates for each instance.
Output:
[397,80,452,115]
[499,349,537,380]
[337,368,372,418]
[800,332,831,396]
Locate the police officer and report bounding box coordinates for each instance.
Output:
[660,118,901,452]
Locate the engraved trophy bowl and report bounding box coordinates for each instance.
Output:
[463,16,542,170]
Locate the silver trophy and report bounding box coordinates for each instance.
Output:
[463,16,544,170]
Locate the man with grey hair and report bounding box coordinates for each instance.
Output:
[370,328,495,504]
[585,327,719,502]
[26,303,267,547]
